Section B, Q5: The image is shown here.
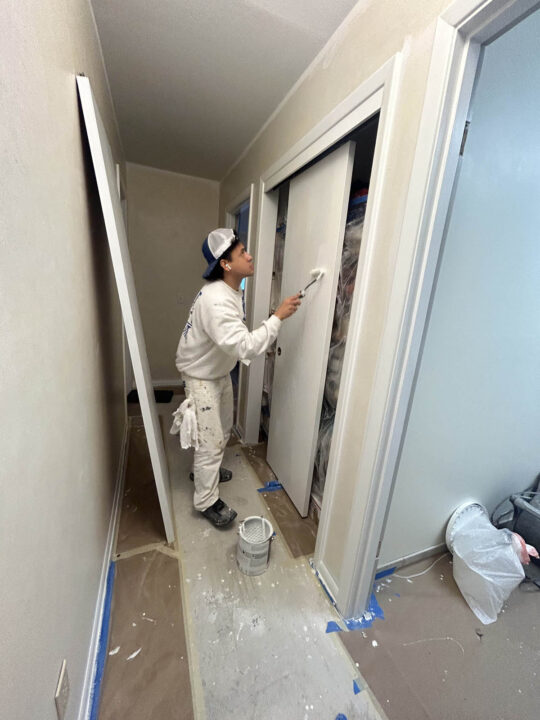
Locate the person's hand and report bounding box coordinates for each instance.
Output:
[275,293,302,320]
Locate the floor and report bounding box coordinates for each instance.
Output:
[98,414,194,720]
[164,402,384,720]
[97,395,540,720]
[340,554,540,720]
[98,396,385,719]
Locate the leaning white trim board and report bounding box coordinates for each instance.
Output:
[76,75,175,543]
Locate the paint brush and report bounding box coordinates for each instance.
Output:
[299,268,325,298]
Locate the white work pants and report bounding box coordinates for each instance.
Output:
[182,374,234,511]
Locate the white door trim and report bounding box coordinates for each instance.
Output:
[244,54,402,446]
[225,184,256,441]
[314,53,403,613]
[337,0,539,618]
[262,62,390,191]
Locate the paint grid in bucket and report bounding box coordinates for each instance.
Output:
[237,516,273,576]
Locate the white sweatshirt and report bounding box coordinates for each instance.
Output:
[175,280,281,380]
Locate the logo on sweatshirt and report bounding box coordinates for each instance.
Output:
[181,291,202,341]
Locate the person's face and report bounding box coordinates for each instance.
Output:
[224,242,254,278]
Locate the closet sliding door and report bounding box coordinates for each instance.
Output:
[267,142,355,516]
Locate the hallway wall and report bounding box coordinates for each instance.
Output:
[219,0,453,589]
[126,163,219,382]
[1,2,125,719]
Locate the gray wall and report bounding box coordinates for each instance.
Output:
[0,2,125,718]
[126,163,219,382]
[379,8,540,566]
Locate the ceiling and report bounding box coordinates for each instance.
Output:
[91,0,360,180]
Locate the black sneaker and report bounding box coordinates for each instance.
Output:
[190,467,233,483]
[201,499,237,527]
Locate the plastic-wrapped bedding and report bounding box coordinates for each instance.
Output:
[312,194,367,500]
[313,399,335,502]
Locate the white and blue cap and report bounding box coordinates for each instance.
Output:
[202,228,236,279]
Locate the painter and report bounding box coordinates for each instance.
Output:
[172,228,301,527]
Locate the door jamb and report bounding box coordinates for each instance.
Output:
[77,76,175,543]
[225,183,256,441]
[338,0,540,618]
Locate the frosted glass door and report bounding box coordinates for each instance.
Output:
[267,142,355,516]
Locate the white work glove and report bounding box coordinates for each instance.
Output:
[170,398,199,450]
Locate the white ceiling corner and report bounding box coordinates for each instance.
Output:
[91,0,360,180]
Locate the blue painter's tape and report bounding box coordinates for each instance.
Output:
[395,593,401,597]
[344,593,385,631]
[319,581,337,607]
[353,679,362,695]
[325,621,342,633]
[256,480,283,492]
[375,567,396,580]
[89,561,116,720]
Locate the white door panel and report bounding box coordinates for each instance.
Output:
[267,142,355,516]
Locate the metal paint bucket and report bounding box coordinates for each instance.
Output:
[237,516,274,576]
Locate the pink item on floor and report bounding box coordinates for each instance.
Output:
[511,532,539,564]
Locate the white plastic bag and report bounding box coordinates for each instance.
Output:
[170,398,199,450]
[446,503,524,624]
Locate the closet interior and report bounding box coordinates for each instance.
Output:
[260,114,380,517]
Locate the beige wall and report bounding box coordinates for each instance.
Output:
[1,2,125,719]
[219,0,453,589]
[126,163,219,381]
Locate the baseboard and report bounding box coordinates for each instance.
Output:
[77,419,130,720]
[311,557,339,608]
[152,378,184,388]
[376,542,447,573]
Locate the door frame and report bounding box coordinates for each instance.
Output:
[225,183,256,440]
[338,0,540,617]
[245,54,403,607]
